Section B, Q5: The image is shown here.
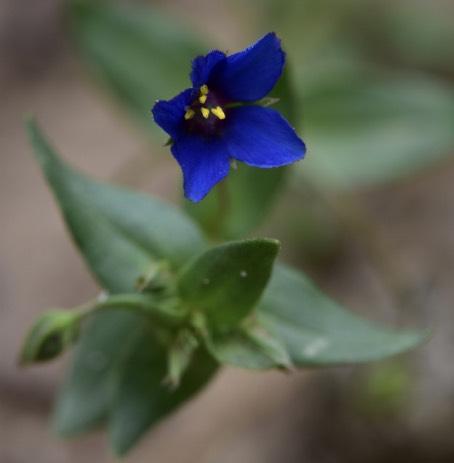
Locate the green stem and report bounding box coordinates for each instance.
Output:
[76,293,185,327]
[212,179,230,240]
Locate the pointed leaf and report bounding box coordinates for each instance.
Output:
[109,325,217,455]
[27,118,206,291]
[54,312,140,435]
[301,73,454,189]
[178,239,280,329]
[257,264,426,365]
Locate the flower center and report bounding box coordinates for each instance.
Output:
[184,85,226,132]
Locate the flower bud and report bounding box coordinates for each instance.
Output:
[19,311,80,365]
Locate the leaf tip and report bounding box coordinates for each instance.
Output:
[23,112,36,129]
[256,238,281,260]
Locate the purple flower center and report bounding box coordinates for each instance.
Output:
[184,85,228,136]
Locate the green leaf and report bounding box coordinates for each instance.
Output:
[27,117,206,290]
[68,0,203,135]
[350,0,454,76]
[109,324,217,456]
[54,312,141,436]
[20,311,80,365]
[257,263,426,365]
[53,293,184,436]
[204,323,292,370]
[301,72,454,189]
[178,239,280,329]
[185,68,298,239]
[26,118,206,435]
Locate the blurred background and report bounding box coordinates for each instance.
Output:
[1,0,454,461]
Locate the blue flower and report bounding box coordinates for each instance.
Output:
[152,32,306,202]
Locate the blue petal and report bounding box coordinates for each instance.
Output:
[151,88,193,140]
[225,105,306,167]
[190,50,226,88]
[171,134,230,202]
[209,33,285,102]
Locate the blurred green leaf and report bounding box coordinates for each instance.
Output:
[349,0,454,77]
[261,0,354,81]
[185,165,288,239]
[54,312,140,436]
[27,117,206,289]
[262,0,454,188]
[109,324,217,456]
[68,0,203,135]
[178,239,279,329]
[53,291,188,436]
[301,72,454,189]
[258,263,426,365]
[27,118,206,435]
[270,65,300,127]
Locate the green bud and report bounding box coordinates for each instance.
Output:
[19,311,80,365]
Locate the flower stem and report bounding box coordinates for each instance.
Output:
[75,293,185,327]
[213,180,230,240]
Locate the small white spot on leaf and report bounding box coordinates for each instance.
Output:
[239,270,248,278]
[303,338,329,358]
[96,291,109,302]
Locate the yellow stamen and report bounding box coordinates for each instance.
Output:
[201,107,210,119]
[199,94,207,104]
[211,106,226,120]
[200,84,209,95]
[184,108,195,120]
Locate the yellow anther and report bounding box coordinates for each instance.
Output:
[199,94,207,104]
[184,108,195,120]
[211,106,226,120]
[200,85,209,95]
[201,107,210,119]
